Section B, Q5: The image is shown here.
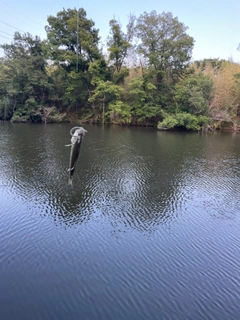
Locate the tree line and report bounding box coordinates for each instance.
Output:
[0,8,240,130]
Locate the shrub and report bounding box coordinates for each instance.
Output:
[158,112,210,131]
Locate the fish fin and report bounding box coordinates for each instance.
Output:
[65,144,72,147]
[67,166,75,172]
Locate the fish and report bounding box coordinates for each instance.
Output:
[66,126,87,186]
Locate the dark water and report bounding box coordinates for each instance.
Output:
[1,123,240,320]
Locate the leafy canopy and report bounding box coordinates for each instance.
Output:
[135,11,194,80]
[45,8,101,69]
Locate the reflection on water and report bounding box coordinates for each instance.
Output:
[1,123,240,320]
[2,124,240,229]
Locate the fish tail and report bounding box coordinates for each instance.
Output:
[68,177,73,187]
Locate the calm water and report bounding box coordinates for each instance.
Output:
[1,123,240,320]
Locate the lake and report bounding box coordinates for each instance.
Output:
[1,122,240,320]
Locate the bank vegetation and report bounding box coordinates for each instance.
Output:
[1,8,240,131]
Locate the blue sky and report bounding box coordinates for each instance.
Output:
[1,0,240,62]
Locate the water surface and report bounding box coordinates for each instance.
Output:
[1,123,240,320]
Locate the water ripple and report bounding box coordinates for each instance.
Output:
[2,124,240,319]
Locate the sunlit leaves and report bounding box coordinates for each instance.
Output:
[199,60,240,128]
[158,112,210,130]
[88,80,123,123]
[108,101,131,124]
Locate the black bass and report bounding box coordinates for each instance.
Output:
[66,126,87,186]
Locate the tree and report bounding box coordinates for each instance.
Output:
[45,8,104,111]
[88,80,122,124]
[135,11,194,81]
[194,58,226,73]
[207,61,240,130]
[108,101,131,124]
[0,32,53,122]
[45,8,101,70]
[88,59,111,84]
[107,17,134,84]
[128,76,161,124]
[174,73,213,115]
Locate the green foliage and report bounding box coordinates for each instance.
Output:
[0,7,237,129]
[174,73,213,115]
[158,115,178,129]
[135,11,194,80]
[0,32,53,121]
[107,19,132,83]
[88,80,122,123]
[89,80,122,102]
[128,76,161,124]
[194,58,226,72]
[111,67,129,85]
[10,104,34,123]
[11,114,29,123]
[64,70,89,109]
[45,8,104,111]
[88,59,111,84]
[45,8,101,68]
[158,112,210,130]
[108,101,131,124]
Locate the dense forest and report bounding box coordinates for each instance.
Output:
[1,8,240,130]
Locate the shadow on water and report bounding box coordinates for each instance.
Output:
[1,122,240,232]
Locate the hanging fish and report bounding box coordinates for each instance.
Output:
[66,126,87,186]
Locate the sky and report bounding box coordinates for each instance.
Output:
[0,0,240,62]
